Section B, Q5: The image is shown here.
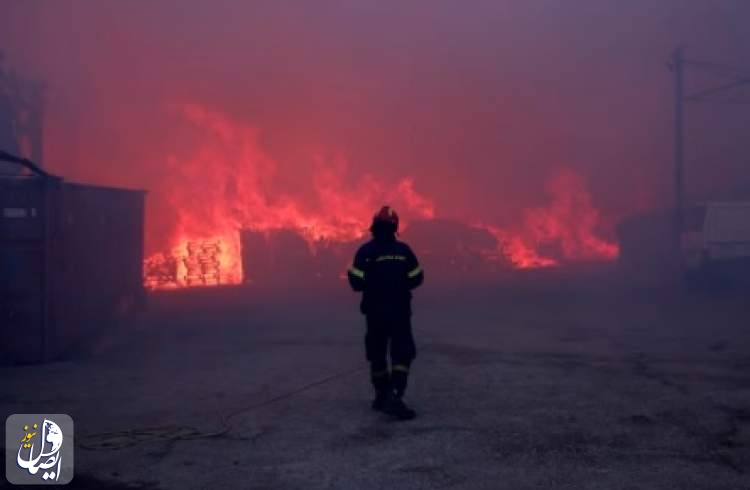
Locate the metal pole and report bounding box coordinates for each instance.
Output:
[672,47,685,256]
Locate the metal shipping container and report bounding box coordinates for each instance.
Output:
[0,153,145,363]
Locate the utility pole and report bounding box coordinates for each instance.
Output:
[666,47,749,268]
[671,47,685,256]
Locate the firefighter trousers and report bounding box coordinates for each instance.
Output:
[365,313,416,397]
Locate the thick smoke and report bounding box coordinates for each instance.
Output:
[2,0,749,260]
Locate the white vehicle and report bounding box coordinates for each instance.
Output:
[682,202,750,284]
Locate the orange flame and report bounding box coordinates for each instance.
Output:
[144,104,435,289]
[143,105,617,289]
[478,170,619,268]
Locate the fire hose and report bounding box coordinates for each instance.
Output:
[75,324,441,450]
[76,365,365,450]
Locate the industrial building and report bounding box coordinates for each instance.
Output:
[0,151,145,363]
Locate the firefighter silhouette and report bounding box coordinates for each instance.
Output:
[348,206,424,420]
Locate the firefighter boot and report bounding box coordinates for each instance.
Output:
[384,364,416,420]
[384,392,416,420]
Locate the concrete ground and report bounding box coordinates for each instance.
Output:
[2,274,750,489]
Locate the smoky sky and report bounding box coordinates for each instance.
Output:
[2,0,750,240]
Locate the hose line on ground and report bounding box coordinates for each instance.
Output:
[76,366,365,450]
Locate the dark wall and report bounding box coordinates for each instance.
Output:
[0,177,50,362]
[0,174,145,363]
[50,182,145,356]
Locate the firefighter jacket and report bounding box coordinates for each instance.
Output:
[347,238,424,316]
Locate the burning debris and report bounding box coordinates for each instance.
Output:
[183,241,222,286]
[144,239,232,288]
[142,104,436,290]
[142,105,619,290]
[143,252,178,289]
[481,171,619,269]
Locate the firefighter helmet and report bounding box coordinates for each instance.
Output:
[372,205,399,232]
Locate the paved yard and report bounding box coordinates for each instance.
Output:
[2,277,750,489]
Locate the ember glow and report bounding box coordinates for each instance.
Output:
[142,105,618,289]
[143,104,436,289]
[481,170,620,269]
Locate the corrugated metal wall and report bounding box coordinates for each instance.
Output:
[0,175,145,364]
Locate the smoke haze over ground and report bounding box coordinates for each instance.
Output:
[2,1,750,276]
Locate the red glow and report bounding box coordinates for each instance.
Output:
[143,106,618,289]
[143,104,435,289]
[479,170,619,268]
